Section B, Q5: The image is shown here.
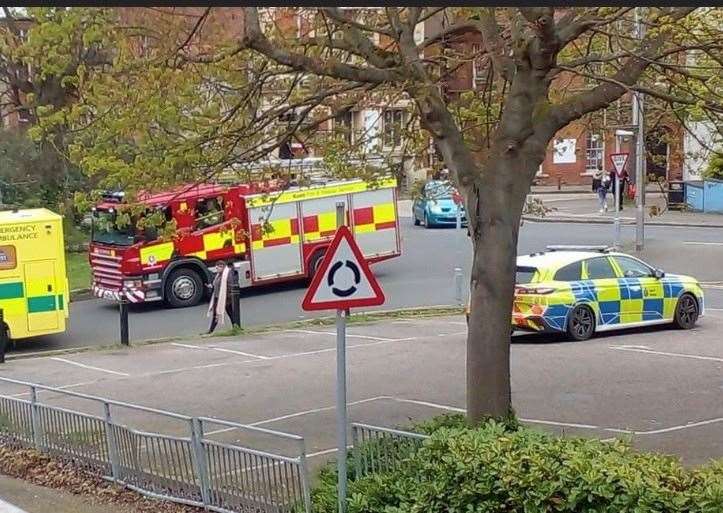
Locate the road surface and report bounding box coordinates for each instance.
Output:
[16,216,723,354]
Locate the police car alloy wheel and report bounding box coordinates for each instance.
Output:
[567,304,595,341]
[673,293,699,329]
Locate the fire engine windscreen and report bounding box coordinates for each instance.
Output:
[91,210,136,246]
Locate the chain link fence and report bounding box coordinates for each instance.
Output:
[0,377,311,513]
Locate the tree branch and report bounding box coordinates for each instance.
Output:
[242,7,402,84]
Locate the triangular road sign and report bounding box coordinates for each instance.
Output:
[302,225,385,311]
[610,153,629,177]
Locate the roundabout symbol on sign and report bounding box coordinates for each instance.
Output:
[328,260,361,297]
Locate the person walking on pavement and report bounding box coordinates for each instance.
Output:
[609,168,628,212]
[592,164,610,214]
[205,260,238,334]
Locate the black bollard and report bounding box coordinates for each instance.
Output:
[119,299,129,346]
[0,309,7,364]
[230,284,241,328]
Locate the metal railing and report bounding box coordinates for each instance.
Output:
[350,422,429,479]
[0,377,311,513]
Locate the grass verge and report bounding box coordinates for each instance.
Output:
[66,252,91,291]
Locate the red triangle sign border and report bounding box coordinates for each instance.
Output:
[302,225,385,311]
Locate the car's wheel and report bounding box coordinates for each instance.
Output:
[673,293,699,329]
[165,268,204,308]
[424,212,433,229]
[413,214,420,226]
[567,304,595,341]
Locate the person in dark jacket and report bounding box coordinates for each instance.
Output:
[205,261,239,334]
[609,169,628,211]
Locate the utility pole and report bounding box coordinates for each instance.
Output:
[634,7,646,251]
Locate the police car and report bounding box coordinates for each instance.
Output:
[466,246,704,341]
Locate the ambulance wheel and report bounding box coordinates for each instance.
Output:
[165,268,204,308]
[673,293,699,329]
[567,304,595,341]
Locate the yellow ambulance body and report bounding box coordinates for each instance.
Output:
[0,209,69,340]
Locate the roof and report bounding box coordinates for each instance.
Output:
[0,208,61,224]
[517,251,613,270]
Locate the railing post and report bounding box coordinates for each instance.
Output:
[103,402,121,481]
[190,418,211,508]
[351,424,361,481]
[297,438,312,513]
[29,385,43,450]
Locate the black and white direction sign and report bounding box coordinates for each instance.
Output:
[302,225,385,311]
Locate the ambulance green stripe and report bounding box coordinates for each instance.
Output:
[57,294,64,311]
[27,295,57,313]
[0,282,24,299]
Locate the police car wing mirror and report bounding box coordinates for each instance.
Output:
[653,269,665,279]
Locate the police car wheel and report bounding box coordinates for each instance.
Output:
[567,305,595,341]
[673,293,698,330]
[165,268,204,308]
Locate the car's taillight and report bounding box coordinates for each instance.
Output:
[515,286,556,295]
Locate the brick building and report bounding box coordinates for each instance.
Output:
[2,8,687,188]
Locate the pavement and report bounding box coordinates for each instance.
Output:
[0,311,721,467]
[525,191,723,227]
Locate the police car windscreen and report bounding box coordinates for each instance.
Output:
[516,266,537,284]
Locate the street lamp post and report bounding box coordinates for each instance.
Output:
[634,7,646,252]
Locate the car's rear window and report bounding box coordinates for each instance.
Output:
[516,266,537,284]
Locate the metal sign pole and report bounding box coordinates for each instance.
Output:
[335,201,348,513]
[454,205,463,305]
[614,173,621,249]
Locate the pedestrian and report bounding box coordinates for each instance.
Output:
[592,164,609,214]
[609,168,628,212]
[205,260,238,334]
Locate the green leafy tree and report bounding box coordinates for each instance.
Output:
[30,7,723,422]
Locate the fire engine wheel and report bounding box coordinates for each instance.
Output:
[165,268,204,308]
[307,251,326,282]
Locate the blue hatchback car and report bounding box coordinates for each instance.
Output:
[412,180,467,228]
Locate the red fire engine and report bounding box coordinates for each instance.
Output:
[89,178,401,307]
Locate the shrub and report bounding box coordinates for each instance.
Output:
[703,153,723,181]
[312,418,723,513]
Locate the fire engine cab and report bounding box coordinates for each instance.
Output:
[89,177,401,307]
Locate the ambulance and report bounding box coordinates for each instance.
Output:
[0,209,69,340]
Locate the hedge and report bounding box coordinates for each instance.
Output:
[311,417,723,513]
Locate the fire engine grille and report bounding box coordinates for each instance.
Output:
[91,252,123,291]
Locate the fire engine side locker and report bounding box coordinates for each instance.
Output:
[245,180,400,284]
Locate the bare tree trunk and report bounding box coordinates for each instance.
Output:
[465,159,531,422]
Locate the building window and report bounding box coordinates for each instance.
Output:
[334,110,353,145]
[585,133,604,171]
[17,108,31,123]
[382,109,405,148]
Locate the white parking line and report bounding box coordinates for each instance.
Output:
[171,342,269,360]
[205,397,390,436]
[611,346,723,363]
[385,397,723,436]
[49,357,129,377]
[684,241,723,246]
[285,329,403,342]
